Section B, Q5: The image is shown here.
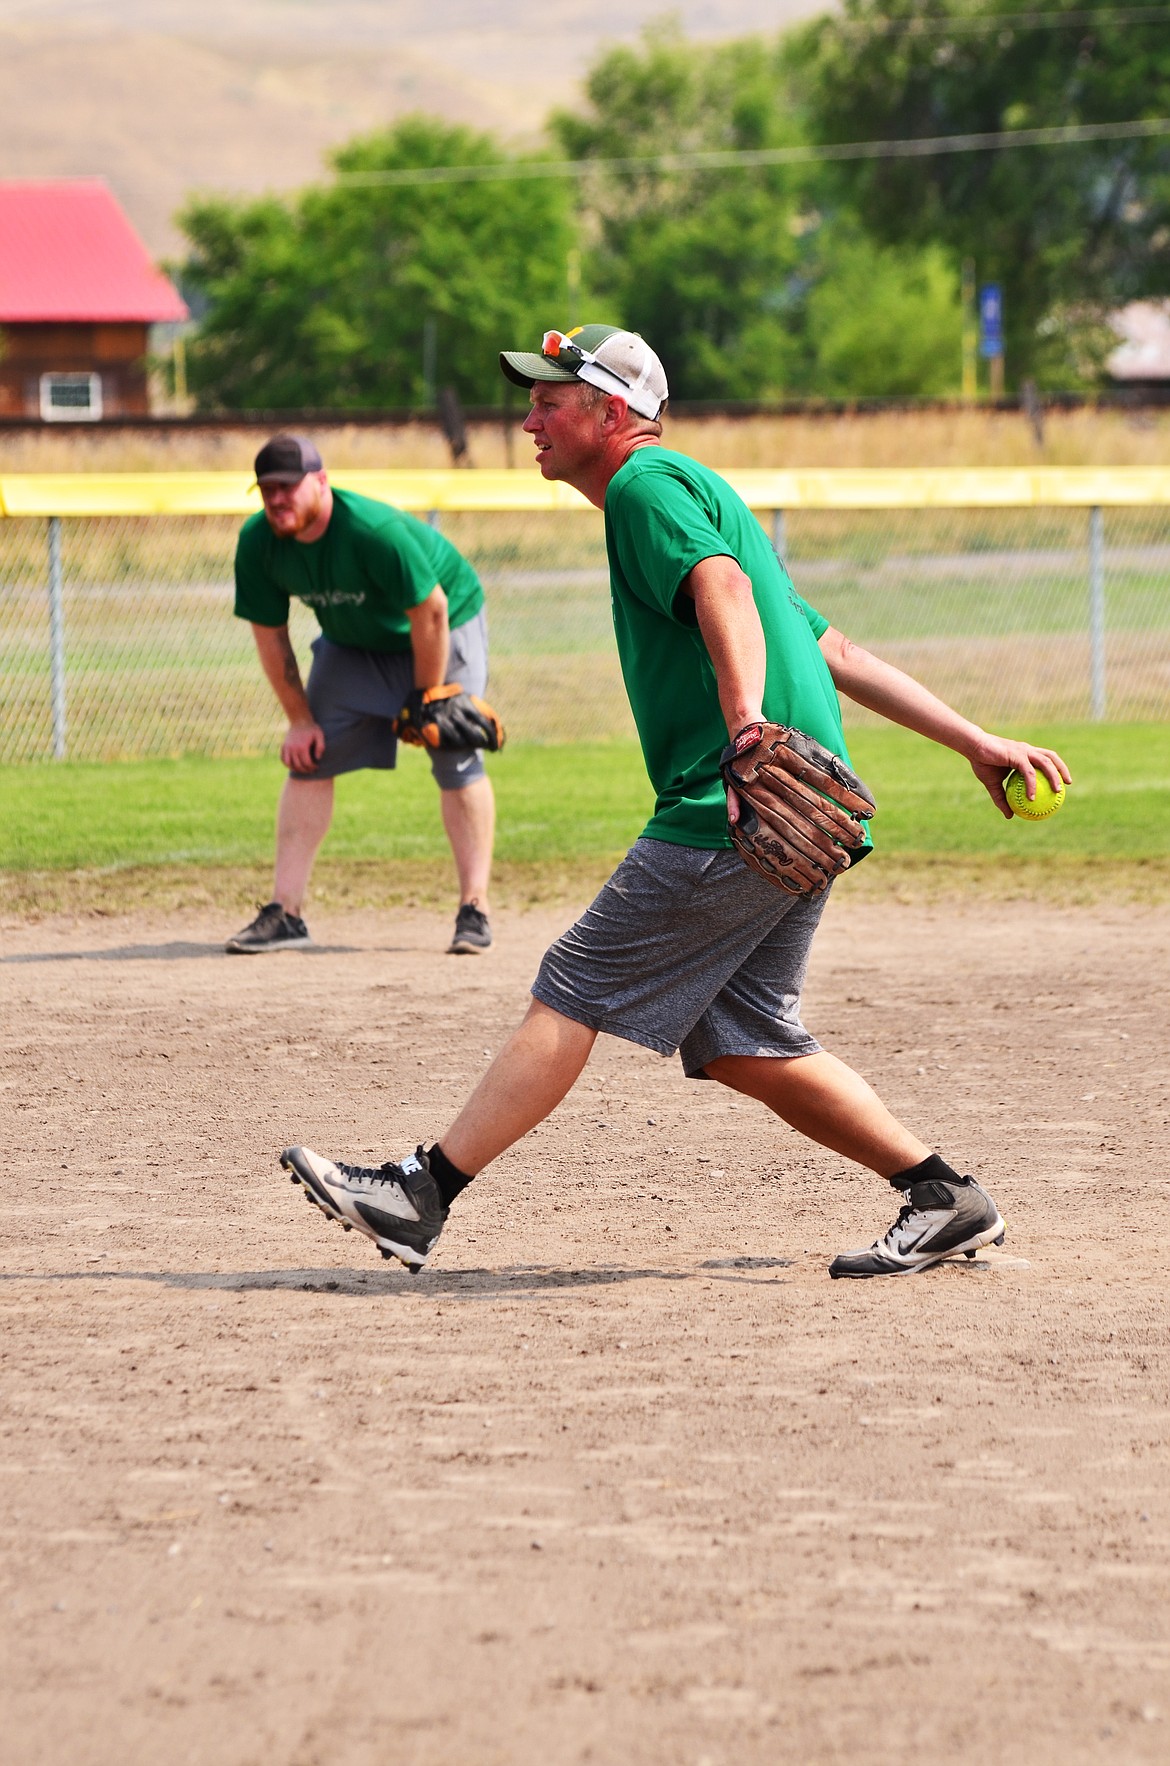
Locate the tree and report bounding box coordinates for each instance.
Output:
[552,24,823,399]
[785,0,1170,387]
[803,230,961,397]
[178,117,579,410]
[552,22,962,400]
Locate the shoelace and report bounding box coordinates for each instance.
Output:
[885,1196,916,1241]
[335,1158,400,1188]
[888,1182,961,1244]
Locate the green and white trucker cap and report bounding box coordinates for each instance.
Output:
[500,324,668,420]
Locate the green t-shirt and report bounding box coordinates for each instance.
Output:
[234,487,484,652]
[604,447,864,849]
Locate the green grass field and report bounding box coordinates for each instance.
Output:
[2,724,1167,900]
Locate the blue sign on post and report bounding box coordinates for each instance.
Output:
[979,283,1004,358]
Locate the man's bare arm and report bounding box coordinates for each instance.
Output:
[818,624,1070,817]
[250,622,324,774]
[684,555,766,738]
[406,586,450,689]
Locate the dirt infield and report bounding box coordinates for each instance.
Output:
[2,890,1169,1765]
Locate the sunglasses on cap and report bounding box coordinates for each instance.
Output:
[537,327,665,420]
[542,329,637,390]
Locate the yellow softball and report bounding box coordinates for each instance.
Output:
[1004,768,1066,819]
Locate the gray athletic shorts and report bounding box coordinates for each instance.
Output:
[531,836,830,1078]
[299,608,490,789]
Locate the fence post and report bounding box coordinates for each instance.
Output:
[47,515,67,760]
[771,508,787,565]
[1088,505,1106,721]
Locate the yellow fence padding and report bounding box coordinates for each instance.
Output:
[5,466,1170,517]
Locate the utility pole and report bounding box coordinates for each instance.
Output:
[422,316,438,407]
[961,258,977,402]
[567,248,581,329]
[173,332,188,409]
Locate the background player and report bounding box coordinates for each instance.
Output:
[228,434,497,956]
[279,329,1069,1278]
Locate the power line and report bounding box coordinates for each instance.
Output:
[840,6,1170,33]
[331,116,1170,189]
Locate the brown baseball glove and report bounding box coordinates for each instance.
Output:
[719,721,876,895]
[396,684,505,752]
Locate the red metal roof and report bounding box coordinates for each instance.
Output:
[0,180,188,324]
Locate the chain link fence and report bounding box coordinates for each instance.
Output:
[776,503,1170,727]
[2,495,1168,764]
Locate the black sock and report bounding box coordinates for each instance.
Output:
[427,1142,475,1211]
[888,1153,961,1192]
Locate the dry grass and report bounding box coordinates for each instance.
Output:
[4,406,1170,474]
[668,405,1170,470]
[0,857,622,923]
[5,851,1169,925]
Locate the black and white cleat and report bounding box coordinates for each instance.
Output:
[279,1145,447,1272]
[830,1175,1006,1279]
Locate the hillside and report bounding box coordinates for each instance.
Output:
[0,0,824,259]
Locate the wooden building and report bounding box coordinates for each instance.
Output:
[0,180,187,421]
[1107,300,1170,396]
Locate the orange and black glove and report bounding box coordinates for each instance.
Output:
[396,684,505,752]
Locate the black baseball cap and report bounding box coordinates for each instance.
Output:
[252,434,324,486]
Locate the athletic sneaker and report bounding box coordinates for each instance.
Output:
[226,901,312,955]
[279,1144,447,1271]
[829,1174,1005,1279]
[448,902,492,955]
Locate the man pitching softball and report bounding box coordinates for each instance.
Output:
[279,326,1069,1278]
[228,434,503,958]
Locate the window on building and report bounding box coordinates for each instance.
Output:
[40,372,103,422]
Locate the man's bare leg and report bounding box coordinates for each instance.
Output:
[273,776,334,916]
[441,776,495,912]
[439,1034,926,1190]
[440,998,596,1174]
[280,1000,593,1268]
[704,1051,1003,1277]
[704,1050,930,1178]
[282,1016,1001,1278]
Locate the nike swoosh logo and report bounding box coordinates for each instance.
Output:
[339,1175,419,1219]
[895,1220,947,1254]
[455,756,474,771]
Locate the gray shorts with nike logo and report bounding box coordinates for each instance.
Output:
[531,836,830,1077]
[300,608,489,788]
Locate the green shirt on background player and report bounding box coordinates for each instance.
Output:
[226,434,497,960]
[234,487,483,652]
